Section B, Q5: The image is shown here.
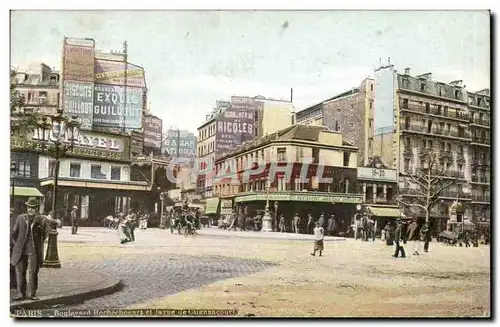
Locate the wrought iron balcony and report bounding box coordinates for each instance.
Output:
[471,175,490,184]
[415,168,465,179]
[471,195,490,202]
[470,118,491,127]
[471,137,491,145]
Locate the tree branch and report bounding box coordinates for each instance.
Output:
[396,198,426,211]
[430,180,455,199]
[407,172,428,192]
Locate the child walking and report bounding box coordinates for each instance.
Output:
[311,222,324,256]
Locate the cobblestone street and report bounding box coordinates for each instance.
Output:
[54,227,490,317]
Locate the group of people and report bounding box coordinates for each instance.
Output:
[385,217,432,258]
[116,209,148,244]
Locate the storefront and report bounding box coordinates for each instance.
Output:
[366,205,405,234]
[234,191,364,233]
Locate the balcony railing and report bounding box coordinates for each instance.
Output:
[471,195,490,202]
[440,191,468,198]
[471,137,491,145]
[400,123,471,139]
[400,104,469,121]
[439,150,453,159]
[415,168,465,179]
[470,118,491,127]
[471,175,490,183]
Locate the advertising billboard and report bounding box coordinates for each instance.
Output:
[164,129,197,159]
[63,44,95,82]
[215,106,255,156]
[143,115,163,149]
[93,84,143,129]
[94,60,146,88]
[62,81,94,130]
[374,66,396,135]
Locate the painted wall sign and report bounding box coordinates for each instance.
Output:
[164,129,197,158]
[63,44,95,82]
[93,84,143,129]
[143,115,163,149]
[234,192,363,204]
[62,81,94,130]
[94,59,146,88]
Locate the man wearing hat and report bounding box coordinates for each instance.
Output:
[10,197,50,301]
[392,217,406,258]
[71,205,79,235]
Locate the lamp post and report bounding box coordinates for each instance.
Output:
[273,201,279,232]
[10,161,17,210]
[38,112,81,268]
[261,180,272,232]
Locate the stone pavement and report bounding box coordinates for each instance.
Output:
[10,267,121,310]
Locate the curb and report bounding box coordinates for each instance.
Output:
[198,232,347,242]
[10,274,123,311]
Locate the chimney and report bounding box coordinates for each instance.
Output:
[290,88,293,103]
[404,67,411,75]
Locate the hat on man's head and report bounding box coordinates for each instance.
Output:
[72,205,78,210]
[25,197,40,207]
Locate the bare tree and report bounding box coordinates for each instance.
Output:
[396,149,456,223]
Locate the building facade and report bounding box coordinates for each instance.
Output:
[212,124,363,232]
[295,78,374,165]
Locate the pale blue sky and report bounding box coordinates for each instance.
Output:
[11,10,490,133]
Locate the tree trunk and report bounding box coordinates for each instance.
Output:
[425,208,430,223]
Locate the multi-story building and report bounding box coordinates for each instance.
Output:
[467,89,491,227]
[212,124,363,232]
[196,96,294,199]
[295,78,374,165]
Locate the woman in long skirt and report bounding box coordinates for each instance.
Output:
[117,214,131,244]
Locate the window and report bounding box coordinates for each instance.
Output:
[446,143,451,152]
[370,101,373,109]
[402,78,409,88]
[440,142,445,151]
[343,152,350,167]
[277,148,287,162]
[81,195,89,219]
[335,121,339,131]
[420,82,426,92]
[369,119,372,128]
[91,164,105,179]
[404,159,410,173]
[446,123,451,132]
[427,140,433,149]
[438,86,443,96]
[458,164,463,172]
[404,137,411,147]
[444,106,449,116]
[277,177,286,191]
[455,89,460,100]
[48,159,56,178]
[370,84,373,91]
[296,147,304,162]
[402,99,408,109]
[437,105,442,115]
[344,178,350,193]
[421,139,426,148]
[427,121,432,133]
[17,160,31,178]
[111,166,121,180]
[425,103,430,113]
[69,163,81,178]
[458,145,463,154]
[312,148,320,164]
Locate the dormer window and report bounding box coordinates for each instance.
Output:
[477,97,482,106]
[454,89,461,100]
[420,82,426,92]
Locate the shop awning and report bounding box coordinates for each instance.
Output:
[368,206,404,218]
[204,197,220,214]
[10,187,43,197]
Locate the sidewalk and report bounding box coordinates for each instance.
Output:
[197,227,347,242]
[10,267,122,311]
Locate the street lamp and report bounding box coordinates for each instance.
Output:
[261,180,272,232]
[38,112,81,268]
[273,201,279,232]
[10,161,17,210]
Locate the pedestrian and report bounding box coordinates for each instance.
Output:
[70,205,78,235]
[421,222,432,252]
[307,214,314,234]
[279,214,285,233]
[318,213,325,228]
[310,222,324,257]
[11,197,50,301]
[401,218,409,244]
[292,213,300,233]
[464,232,471,248]
[327,215,334,236]
[10,208,17,289]
[126,209,137,242]
[118,213,131,244]
[392,218,406,258]
[407,218,421,256]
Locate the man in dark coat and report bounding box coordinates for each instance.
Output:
[11,197,50,301]
[307,214,314,234]
[318,214,325,229]
[392,218,406,258]
[421,222,432,252]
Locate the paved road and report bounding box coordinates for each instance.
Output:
[58,247,276,309]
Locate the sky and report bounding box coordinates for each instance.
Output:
[10,10,490,134]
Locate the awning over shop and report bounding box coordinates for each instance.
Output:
[204,197,220,214]
[10,187,43,197]
[368,206,404,218]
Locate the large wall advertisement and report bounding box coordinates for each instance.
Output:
[63,43,95,82]
[93,84,143,129]
[216,105,255,156]
[62,81,94,130]
[143,115,163,149]
[94,60,146,88]
[164,129,197,159]
[374,66,396,136]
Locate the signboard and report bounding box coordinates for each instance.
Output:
[94,59,146,88]
[357,167,397,182]
[204,197,220,214]
[215,106,255,155]
[93,84,143,129]
[62,81,94,130]
[143,115,162,149]
[164,129,197,158]
[234,192,363,204]
[63,44,95,82]
[12,130,130,162]
[220,199,233,215]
